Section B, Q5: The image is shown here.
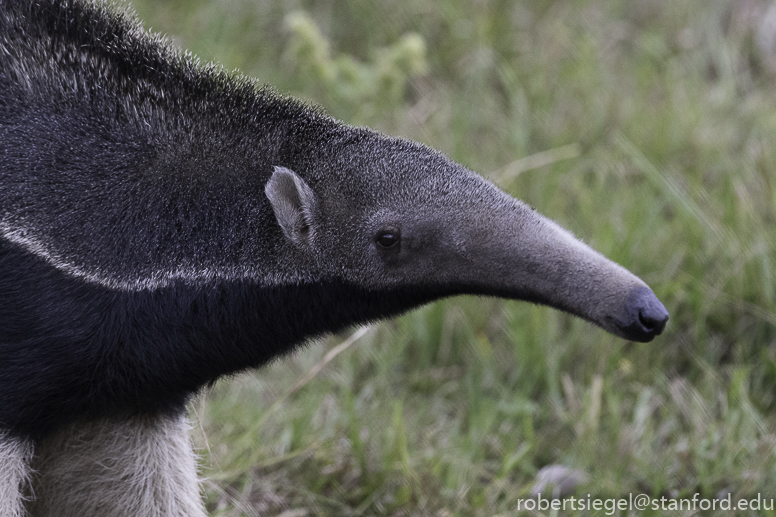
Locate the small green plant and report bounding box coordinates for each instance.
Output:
[283,11,426,120]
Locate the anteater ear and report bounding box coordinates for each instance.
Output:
[265,166,317,246]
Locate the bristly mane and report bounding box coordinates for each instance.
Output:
[0,0,340,291]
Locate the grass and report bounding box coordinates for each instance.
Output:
[127,0,776,514]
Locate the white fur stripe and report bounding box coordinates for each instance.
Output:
[0,224,311,291]
[0,223,235,290]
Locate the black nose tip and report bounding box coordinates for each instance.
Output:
[638,305,668,334]
[620,286,669,342]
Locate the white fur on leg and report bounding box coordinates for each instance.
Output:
[0,431,33,517]
[28,413,207,517]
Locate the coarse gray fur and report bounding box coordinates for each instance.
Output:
[0,0,669,515]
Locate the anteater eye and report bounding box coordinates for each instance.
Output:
[376,230,400,249]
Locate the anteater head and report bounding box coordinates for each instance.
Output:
[265,132,668,343]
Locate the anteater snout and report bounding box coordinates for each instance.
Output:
[618,286,669,342]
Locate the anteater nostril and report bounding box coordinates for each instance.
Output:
[621,286,669,341]
[638,310,653,330]
[638,304,669,335]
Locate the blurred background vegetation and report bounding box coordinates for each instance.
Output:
[128,0,776,514]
